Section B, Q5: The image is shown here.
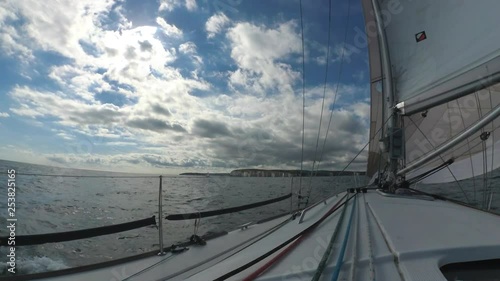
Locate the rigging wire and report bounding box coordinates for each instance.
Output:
[336,115,392,178]
[240,196,346,280]
[311,195,352,281]
[304,0,353,206]
[406,159,454,185]
[404,107,500,170]
[213,194,354,281]
[487,80,496,210]
[449,121,500,166]
[298,0,307,205]
[482,139,489,208]
[330,194,357,281]
[407,116,470,203]
[305,115,392,206]
[474,92,488,208]
[455,98,478,203]
[306,0,334,206]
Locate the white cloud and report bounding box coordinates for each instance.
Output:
[206,13,230,38]
[179,42,196,54]
[159,0,197,12]
[332,43,361,63]
[51,129,75,140]
[0,112,10,117]
[179,41,202,65]
[96,26,178,84]
[348,102,371,120]
[0,0,181,77]
[227,21,301,95]
[9,86,125,126]
[155,17,182,37]
[0,0,118,62]
[0,24,33,60]
[48,65,111,101]
[185,0,197,11]
[159,0,178,11]
[104,142,137,146]
[0,1,370,172]
[353,70,365,82]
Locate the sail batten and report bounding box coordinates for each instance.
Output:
[400,57,500,115]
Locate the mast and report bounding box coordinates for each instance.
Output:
[363,0,500,188]
[371,0,403,184]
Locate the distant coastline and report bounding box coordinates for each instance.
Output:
[179,172,230,176]
[180,169,365,177]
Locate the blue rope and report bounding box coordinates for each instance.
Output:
[311,195,351,281]
[331,194,357,281]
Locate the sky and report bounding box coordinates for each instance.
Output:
[0,0,371,174]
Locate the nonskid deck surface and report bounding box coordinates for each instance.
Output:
[38,189,500,281]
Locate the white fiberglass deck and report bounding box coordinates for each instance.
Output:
[38,189,500,281]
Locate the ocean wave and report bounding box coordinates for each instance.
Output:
[1,256,69,275]
[186,197,205,203]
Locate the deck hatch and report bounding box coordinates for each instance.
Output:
[440,258,500,281]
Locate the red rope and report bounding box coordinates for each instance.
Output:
[242,197,345,280]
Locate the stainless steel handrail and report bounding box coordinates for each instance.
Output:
[158,175,166,256]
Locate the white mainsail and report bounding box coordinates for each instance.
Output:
[364,0,500,185]
[380,0,500,115]
[362,0,385,179]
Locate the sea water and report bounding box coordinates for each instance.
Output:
[0,159,498,275]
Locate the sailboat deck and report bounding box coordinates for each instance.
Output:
[37,189,500,281]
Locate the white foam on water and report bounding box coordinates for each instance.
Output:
[1,256,69,275]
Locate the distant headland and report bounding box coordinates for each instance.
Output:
[180,169,365,177]
[179,172,230,176]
